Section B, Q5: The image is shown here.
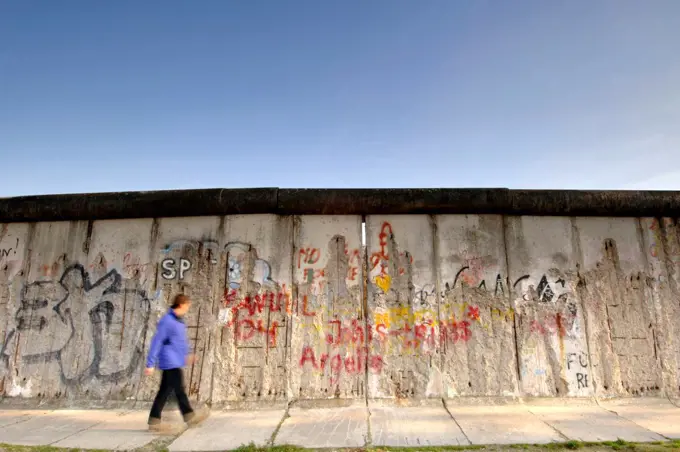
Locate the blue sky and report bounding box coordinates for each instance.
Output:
[1,0,680,196]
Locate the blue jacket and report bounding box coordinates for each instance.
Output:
[146,309,190,370]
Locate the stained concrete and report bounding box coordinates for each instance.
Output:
[369,405,470,447]
[5,203,680,406]
[53,411,160,450]
[0,410,123,446]
[448,405,565,445]
[274,406,368,448]
[168,410,285,452]
[528,405,664,442]
[0,409,51,428]
[601,398,680,439]
[1,403,680,449]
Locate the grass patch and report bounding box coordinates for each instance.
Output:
[366,446,486,451]
[231,443,306,452]
[0,447,109,452]
[4,440,680,452]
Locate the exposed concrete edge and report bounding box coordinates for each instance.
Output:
[2,188,680,222]
[1,395,675,410]
[367,397,445,408]
[287,398,367,409]
[441,398,473,445]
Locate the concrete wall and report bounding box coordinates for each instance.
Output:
[2,190,680,404]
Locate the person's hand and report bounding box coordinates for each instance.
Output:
[186,354,196,365]
[144,367,155,376]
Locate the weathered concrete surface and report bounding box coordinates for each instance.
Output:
[53,410,161,450]
[448,405,565,445]
[369,405,469,446]
[4,203,680,406]
[601,398,680,439]
[289,215,365,400]
[436,214,518,398]
[528,405,664,442]
[366,215,438,399]
[0,410,119,446]
[0,409,50,427]
[2,403,680,449]
[168,409,285,452]
[505,216,591,397]
[274,406,368,448]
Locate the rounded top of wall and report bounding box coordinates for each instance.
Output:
[1,188,680,222]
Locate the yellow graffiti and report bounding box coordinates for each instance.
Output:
[374,274,391,293]
[372,307,437,330]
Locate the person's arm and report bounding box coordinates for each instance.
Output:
[145,318,168,370]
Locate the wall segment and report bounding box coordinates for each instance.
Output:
[1,189,680,404]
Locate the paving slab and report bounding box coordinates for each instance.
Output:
[448,404,564,445]
[601,398,680,439]
[370,405,470,447]
[0,410,52,428]
[53,410,160,450]
[169,410,285,452]
[0,410,116,446]
[528,405,664,442]
[275,406,368,448]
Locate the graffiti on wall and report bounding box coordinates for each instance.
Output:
[0,264,151,388]
[370,222,413,295]
[220,241,290,350]
[567,352,589,389]
[0,230,22,279]
[160,239,220,281]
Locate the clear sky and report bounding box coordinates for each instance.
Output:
[2,0,680,196]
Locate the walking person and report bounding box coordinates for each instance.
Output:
[145,294,209,431]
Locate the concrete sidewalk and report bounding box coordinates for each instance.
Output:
[1,398,679,451]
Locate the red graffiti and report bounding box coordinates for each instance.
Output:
[298,247,321,268]
[440,320,472,343]
[122,253,151,277]
[467,305,480,321]
[299,346,383,384]
[301,294,316,317]
[370,222,393,272]
[221,287,291,348]
[326,319,367,346]
[345,246,361,281]
[385,321,437,349]
[235,318,279,347]
[223,288,291,314]
[369,222,413,276]
[529,312,575,338]
[303,268,325,283]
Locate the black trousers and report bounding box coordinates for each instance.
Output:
[149,368,194,420]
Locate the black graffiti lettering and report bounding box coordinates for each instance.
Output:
[494,274,505,296]
[513,275,530,288]
[566,352,589,371]
[577,373,588,389]
[566,353,576,370]
[452,266,469,289]
[537,275,555,302]
[0,264,151,386]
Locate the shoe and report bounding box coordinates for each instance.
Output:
[184,406,210,427]
[148,418,186,435]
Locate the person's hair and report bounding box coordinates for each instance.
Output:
[171,294,191,309]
